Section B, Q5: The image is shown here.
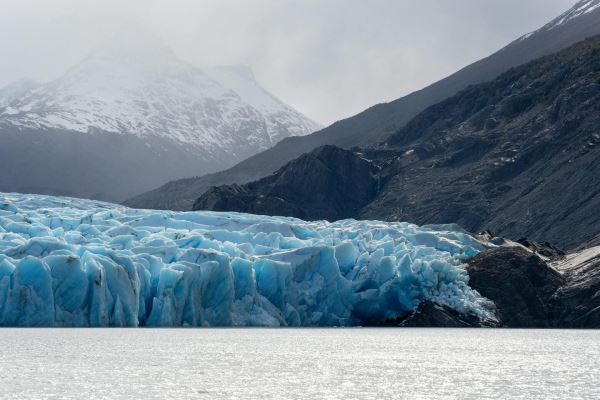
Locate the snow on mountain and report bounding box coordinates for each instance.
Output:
[207,65,319,145]
[0,78,39,107]
[0,31,321,155]
[0,192,496,327]
[518,0,600,40]
[547,0,600,28]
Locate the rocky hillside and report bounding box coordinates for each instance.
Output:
[193,146,379,221]
[469,241,600,328]
[194,36,600,249]
[126,0,600,210]
[361,36,600,249]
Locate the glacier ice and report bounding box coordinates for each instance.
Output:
[0,193,496,327]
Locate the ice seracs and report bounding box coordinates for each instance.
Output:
[0,192,497,327]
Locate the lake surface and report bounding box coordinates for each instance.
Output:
[0,329,598,399]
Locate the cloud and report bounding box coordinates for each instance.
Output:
[0,0,576,125]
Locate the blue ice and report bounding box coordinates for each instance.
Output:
[0,193,496,327]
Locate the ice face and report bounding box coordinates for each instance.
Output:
[0,193,496,327]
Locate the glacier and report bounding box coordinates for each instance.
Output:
[0,193,496,327]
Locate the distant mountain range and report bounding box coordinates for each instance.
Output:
[0,31,320,201]
[126,0,600,211]
[193,36,600,249]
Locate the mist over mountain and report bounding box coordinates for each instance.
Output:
[0,31,320,201]
[126,0,600,211]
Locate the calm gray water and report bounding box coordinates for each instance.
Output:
[0,329,598,399]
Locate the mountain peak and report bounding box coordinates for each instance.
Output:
[0,78,40,106]
[0,30,320,167]
[514,0,600,42]
[543,0,600,31]
[214,64,256,82]
[83,28,177,68]
[0,30,321,201]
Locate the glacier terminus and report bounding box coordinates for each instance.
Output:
[0,193,497,327]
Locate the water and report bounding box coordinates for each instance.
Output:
[0,329,598,399]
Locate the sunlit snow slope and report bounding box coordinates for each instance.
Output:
[0,193,496,327]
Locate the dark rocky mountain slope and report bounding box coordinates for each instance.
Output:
[195,36,600,249]
[126,0,600,210]
[361,36,600,249]
[193,146,379,221]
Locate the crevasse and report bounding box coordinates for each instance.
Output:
[0,193,496,327]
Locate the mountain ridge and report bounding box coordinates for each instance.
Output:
[193,35,600,249]
[126,0,600,210]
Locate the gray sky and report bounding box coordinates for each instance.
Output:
[0,0,576,125]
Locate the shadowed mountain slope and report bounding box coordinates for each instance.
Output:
[126,0,600,210]
[195,36,600,249]
[192,146,379,221]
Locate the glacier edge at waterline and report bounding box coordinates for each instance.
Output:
[0,193,497,327]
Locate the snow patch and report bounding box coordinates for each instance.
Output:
[552,245,600,272]
[519,0,600,41]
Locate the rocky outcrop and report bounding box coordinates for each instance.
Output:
[193,146,380,221]
[552,244,600,328]
[397,301,499,328]
[398,242,600,328]
[517,239,565,260]
[464,244,600,328]
[466,247,565,327]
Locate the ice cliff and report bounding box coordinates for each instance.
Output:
[0,193,496,327]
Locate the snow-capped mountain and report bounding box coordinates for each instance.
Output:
[0,31,320,201]
[0,33,320,156]
[0,78,40,107]
[546,0,600,28]
[518,0,600,40]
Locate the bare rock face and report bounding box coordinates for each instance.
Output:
[397,243,599,329]
[551,243,600,328]
[460,243,600,329]
[517,239,565,260]
[397,301,499,328]
[466,247,565,327]
[193,146,380,221]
